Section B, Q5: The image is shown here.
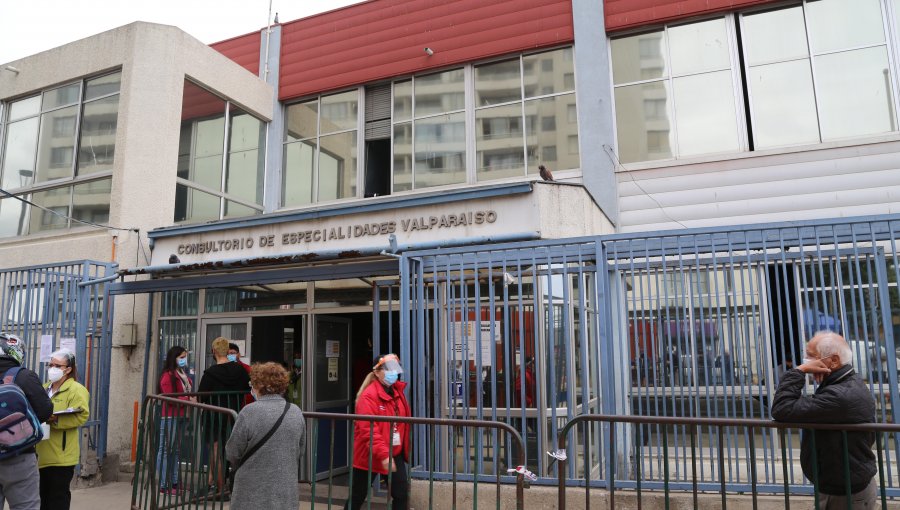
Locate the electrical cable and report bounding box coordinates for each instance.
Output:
[601,144,689,229]
[0,187,139,233]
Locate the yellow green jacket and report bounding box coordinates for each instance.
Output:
[35,377,90,468]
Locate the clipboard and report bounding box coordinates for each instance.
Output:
[53,407,84,416]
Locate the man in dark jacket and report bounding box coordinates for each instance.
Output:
[771,331,877,508]
[198,337,250,499]
[0,333,53,510]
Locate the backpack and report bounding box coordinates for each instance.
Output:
[0,367,43,459]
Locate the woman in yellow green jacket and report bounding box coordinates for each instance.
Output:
[35,349,90,510]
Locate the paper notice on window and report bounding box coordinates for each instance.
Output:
[39,335,54,363]
[327,357,339,382]
[325,340,340,358]
[60,337,76,356]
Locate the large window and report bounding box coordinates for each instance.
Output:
[280,46,579,208]
[611,0,899,164]
[175,81,266,223]
[475,48,580,182]
[0,71,119,237]
[283,90,358,207]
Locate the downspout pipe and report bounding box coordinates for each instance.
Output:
[114,231,541,278]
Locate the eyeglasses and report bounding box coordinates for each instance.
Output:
[48,363,68,369]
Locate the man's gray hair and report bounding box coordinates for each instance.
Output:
[812,330,852,365]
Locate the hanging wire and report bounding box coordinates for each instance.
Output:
[0,187,138,233]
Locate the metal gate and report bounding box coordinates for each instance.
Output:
[400,214,900,494]
[0,260,116,461]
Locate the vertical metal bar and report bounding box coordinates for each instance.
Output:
[718,425,726,509]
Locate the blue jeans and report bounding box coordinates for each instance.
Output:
[156,417,181,488]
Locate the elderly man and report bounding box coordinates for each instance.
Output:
[771,331,877,508]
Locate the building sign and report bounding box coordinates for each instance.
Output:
[150,195,541,265]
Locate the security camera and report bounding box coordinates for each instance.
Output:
[424,47,434,56]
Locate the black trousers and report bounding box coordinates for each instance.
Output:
[39,465,75,510]
[345,456,409,510]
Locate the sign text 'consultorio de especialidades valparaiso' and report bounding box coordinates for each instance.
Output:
[176,210,499,255]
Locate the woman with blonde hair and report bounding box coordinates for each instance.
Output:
[345,353,410,510]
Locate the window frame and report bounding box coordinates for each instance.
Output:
[609,0,900,168]
[0,70,120,237]
[174,80,268,224]
[278,45,581,211]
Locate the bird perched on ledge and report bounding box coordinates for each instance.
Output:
[538,164,554,181]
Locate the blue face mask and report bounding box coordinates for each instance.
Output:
[294,359,302,368]
[177,357,187,368]
[227,354,237,363]
[383,370,399,386]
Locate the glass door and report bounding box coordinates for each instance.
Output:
[200,318,252,371]
[313,315,352,479]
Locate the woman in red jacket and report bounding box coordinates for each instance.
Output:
[345,353,410,510]
[156,346,193,495]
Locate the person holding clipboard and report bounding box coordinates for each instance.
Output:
[35,350,89,510]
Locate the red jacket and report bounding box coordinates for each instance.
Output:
[159,369,193,417]
[352,380,410,473]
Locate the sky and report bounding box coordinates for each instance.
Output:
[0,0,365,64]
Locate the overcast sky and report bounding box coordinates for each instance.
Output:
[0,0,365,64]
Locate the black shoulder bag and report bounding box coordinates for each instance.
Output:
[229,401,291,491]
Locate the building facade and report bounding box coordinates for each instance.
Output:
[2,0,900,491]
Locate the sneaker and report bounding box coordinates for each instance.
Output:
[159,487,178,496]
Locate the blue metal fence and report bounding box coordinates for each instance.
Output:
[0,260,116,461]
[400,214,900,494]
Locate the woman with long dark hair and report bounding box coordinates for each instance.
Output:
[156,345,193,495]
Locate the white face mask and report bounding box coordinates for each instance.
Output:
[47,367,65,383]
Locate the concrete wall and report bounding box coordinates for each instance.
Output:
[0,22,272,463]
[617,138,900,232]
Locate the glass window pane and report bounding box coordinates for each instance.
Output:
[392,123,412,192]
[806,0,885,54]
[193,155,224,191]
[283,140,315,207]
[77,95,119,176]
[475,59,522,107]
[226,149,263,204]
[195,117,225,158]
[0,195,29,237]
[524,47,575,97]
[229,110,264,152]
[174,184,220,223]
[526,93,580,173]
[415,69,465,116]
[614,81,673,163]
[318,131,357,201]
[672,70,740,157]
[1,117,39,190]
[29,186,70,233]
[320,90,358,134]
[35,105,78,183]
[741,6,808,65]
[9,96,40,121]
[476,103,524,181]
[816,47,895,141]
[285,100,318,142]
[611,31,667,85]
[748,60,819,149]
[42,83,80,110]
[668,18,731,76]
[414,112,466,188]
[393,80,412,122]
[224,200,259,219]
[72,178,111,225]
[84,72,121,100]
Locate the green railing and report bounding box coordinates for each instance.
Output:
[556,414,900,510]
[131,393,243,510]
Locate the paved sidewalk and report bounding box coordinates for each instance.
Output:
[71,482,133,509]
